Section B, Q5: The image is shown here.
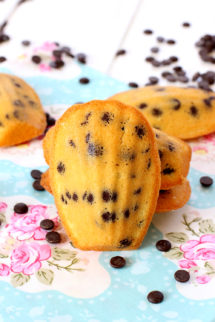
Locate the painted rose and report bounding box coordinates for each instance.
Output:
[0,202,7,212]
[0,263,10,276]
[7,205,58,241]
[10,242,51,275]
[180,234,215,261]
[178,259,197,269]
[196,275,211,284]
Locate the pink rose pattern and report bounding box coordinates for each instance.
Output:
[6,205,58,241]
[0,203,58,278]
[179,234,215,284]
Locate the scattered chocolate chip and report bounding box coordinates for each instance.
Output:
[52,50,62,58]
[156,240,171,252]
[172,98,181,110]
[101,112,113,124]
[110,256,126,268]
[168,142,175,151]
[112,192,118,202]
[40,219,54,230]
[14,203,28,214]
[200,176,213,187]
[152,108,162,116]
[46,231,61,244]
[119,239,132,247]
[174,270,190,283]
[88,143,103,157]
[192,72,200,82]
[134,188,141,195]
[87,193,94,204]
[166,74,177,82]
[33,180,45,191]
[31,55,41,64]
[150,47,159,53]
[102,212,116,222]
[147,291,164,304]
[158,150,163,159]
[157,36,165,43]
[76,53,87,64]
[162,167,175,175]
[22,40,31,46]
[170,56,178,62]
[147,158,151,169]
[203,96,215,107]
[102,190,111,202]
[31,169,42,180]
[72,193,78,202]
[152,60,161,67]
[182,22,191,27]
[143,29,153,35]
[161,59,172,66]
[138,103,148,109]
[128,82,139,88]
[57,162,65,174]
[177,75,189,83]
[135,125,145,139]
[145,56,154,63]
[167,39,176,45]
[148,76,159,85]
[0,56,6,63]
[84,133,90,144]
[116,49,126,56]
[189,105,198,116]
[0,34,10,44]
[124,209,130,218]
[66,191,71,199]
[50,60,65,69]
[79,77,90,84]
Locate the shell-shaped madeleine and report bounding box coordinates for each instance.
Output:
[0,73,46,146]
[50,100,161,251]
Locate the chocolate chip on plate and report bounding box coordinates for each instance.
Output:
[166,39,176,45]
[157,36,165,43]
[110,256,126,268]
[116,49,126,56]
[200,176,213,187]
[174,270,190,283]
[31,169,42,180]
[49,60,65,69]
[76,53,87,64]
[150,47,159,53]
[156,239,171,252]
[182,22,191,27]
[143,29,153,35]
[147,291,164,304]
[14,202,28,214]
[22,40,31,46]
[0,56,6,63]
[33,180,45,191]
[46,231,61,244]
[128,82,139,88]
[31,55,41,64]
[79,77,90,84]
[40,219,55,230]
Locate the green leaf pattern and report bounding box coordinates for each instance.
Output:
[36,269,54,285]
[10,273,30,287]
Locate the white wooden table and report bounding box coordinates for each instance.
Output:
[0,0,215,85]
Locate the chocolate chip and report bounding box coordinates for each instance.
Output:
[147,291,164,304]
[116,49,126,56]
[178,75,189,83]
[134,204,139,211]
[88,143,103,157]
[14,100,24,107]
[111,192,118,202]
[33,180,45,191]
[119,239,132,248]
[22,40,31,46]
[0,34,10,44]
[134,188,141,195]
[79,77,90,84]
[31,55,41,64]
[101,112,113,124]
[66,191,71,199]
[102,190,111,202]
[143,29,153,35]
[172,98,181,110]
[151,108,162,116]
[83,192,87,200]
[162,167,175,175]
[157,36,165,43]
[150,47,159,53]
[72,193,78,202]
[161,59,171,66]
[148,76,159,85]
[174,270,190,283]
[40,219,54,230]
[167,39,176,45]
[31,169,42,180]
[145,56,154,62]
[57,162,65,174]
[110,256,126,268]
[200,176,213,187]
[13,110,19,119]
[189,105,198,116]
[69,139,76,147]
[192,72,200,81]
[156,240,171,252]
[128,82,139,88]
[151,60,161,67]
[52,50,62,58]
[102,212,116,222]
[46,231,61,244]
[124,209,130,218]
[135,125,145,138]
[182,22,190,27]
[158,150,163,159]
[203,96,215,107]
[87,193,94,204]
[147,158,151,169]
[76,53,87,64]
[166,74,177,82]
[168,142,175,151]
[14,203,28,214]
[0,56,6,63]
[49,60,64,69]
[170,56,178,62]
[138,103,148,109]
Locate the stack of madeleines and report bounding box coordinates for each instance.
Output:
[42,96,194,251]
